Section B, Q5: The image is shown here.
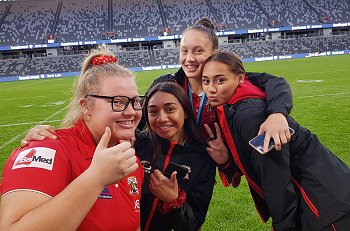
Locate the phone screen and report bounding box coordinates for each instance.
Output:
[249,127,295,154]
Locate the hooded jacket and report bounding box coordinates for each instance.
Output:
[217,81,350,230]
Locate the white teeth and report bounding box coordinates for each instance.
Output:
[186,65,198,70]
[158,125,171,130]
[117,121,133,125]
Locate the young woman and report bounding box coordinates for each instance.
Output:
[17,82,215,231]
[0,48,145,231]
[202,51,350,231]
[20,18,294,188]
[135,82,215,231]
[147,18,294,156]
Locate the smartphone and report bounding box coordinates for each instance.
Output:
[249,127,295,154]
[163,162,189,183]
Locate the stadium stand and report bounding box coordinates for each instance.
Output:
[259,0,319,26]
[210,0,269,29]
[307,0,350,23]
[56,0,108,42]
[0,0,349,78]
[112,0,164,37]
[22,55,84,75]
[153,47,179,65]
[116,48,153,67]
[0,0,56,45]
[0,58,27,76]
[219,42,255,59]
[161,0,216,34]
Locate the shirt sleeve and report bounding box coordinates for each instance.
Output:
[247,72,293,117]
[1,140,71,197]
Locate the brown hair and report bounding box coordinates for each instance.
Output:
[182,17,218,50]
[62,45,135,127]
[205,51,246,75]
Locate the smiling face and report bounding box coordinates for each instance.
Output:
[83,75,142,146]
[202,61,245,106]
[180,29,216,80]
[147,91,186,144]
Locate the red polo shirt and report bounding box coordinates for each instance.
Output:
[1,121,143,231]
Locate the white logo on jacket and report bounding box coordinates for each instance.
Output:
[12,147,56,171]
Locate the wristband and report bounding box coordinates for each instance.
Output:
[158,189,186,214]
[217,158,231,170]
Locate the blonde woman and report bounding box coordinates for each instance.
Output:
[0,47,145,231]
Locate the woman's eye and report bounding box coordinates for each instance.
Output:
[217,78,225,84]
[148,110,157,116]
[166,107,176,113]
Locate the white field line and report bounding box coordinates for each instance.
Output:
[0,106,67,150]
[0,120,62,127]
[296,92,350,99]
[0,96,47,101]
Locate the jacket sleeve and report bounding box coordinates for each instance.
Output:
[247,72,293,117]
[171,157,216,231]
[235,100,299,230]
[216,149,240,187]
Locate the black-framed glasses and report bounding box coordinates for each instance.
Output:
[86,95,147,112]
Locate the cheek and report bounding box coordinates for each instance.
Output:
[148,116,157,128]
[180,54,186,62]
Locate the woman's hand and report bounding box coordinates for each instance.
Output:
[21,125,57,147]
[204,123,229,164]
[149,169,178,203]
[258,113,291,153]
[87,127,138,187]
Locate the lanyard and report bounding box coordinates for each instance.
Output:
[187,81,207,126]
[144,142,176,231]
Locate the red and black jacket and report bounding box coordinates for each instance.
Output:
[218,81,350,230]
[135,131,216,231]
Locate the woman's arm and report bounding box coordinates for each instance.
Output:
[21,125,57,147]
[0,128,138,231]
[247,72,293,152]
[0,170,105,231]
[247,72,293,116]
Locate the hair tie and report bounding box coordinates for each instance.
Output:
[91,55,117,66]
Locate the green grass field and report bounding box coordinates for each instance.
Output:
[1,55,350,230]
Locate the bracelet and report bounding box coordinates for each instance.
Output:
[217,158,231,170]
[158,189,186,214]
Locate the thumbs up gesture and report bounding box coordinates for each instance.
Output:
[88,127,139,187]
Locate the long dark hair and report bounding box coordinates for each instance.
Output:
[144,82,202,160]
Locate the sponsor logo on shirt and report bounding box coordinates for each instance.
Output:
[127,176,139,196]
[98,187,113,199]
[12,147,56,171]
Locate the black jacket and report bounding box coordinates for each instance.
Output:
[138,68,293,131]
[134,131,216,231]
[218,98,350,231]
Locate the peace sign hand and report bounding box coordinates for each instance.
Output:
[204,123,229,165]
